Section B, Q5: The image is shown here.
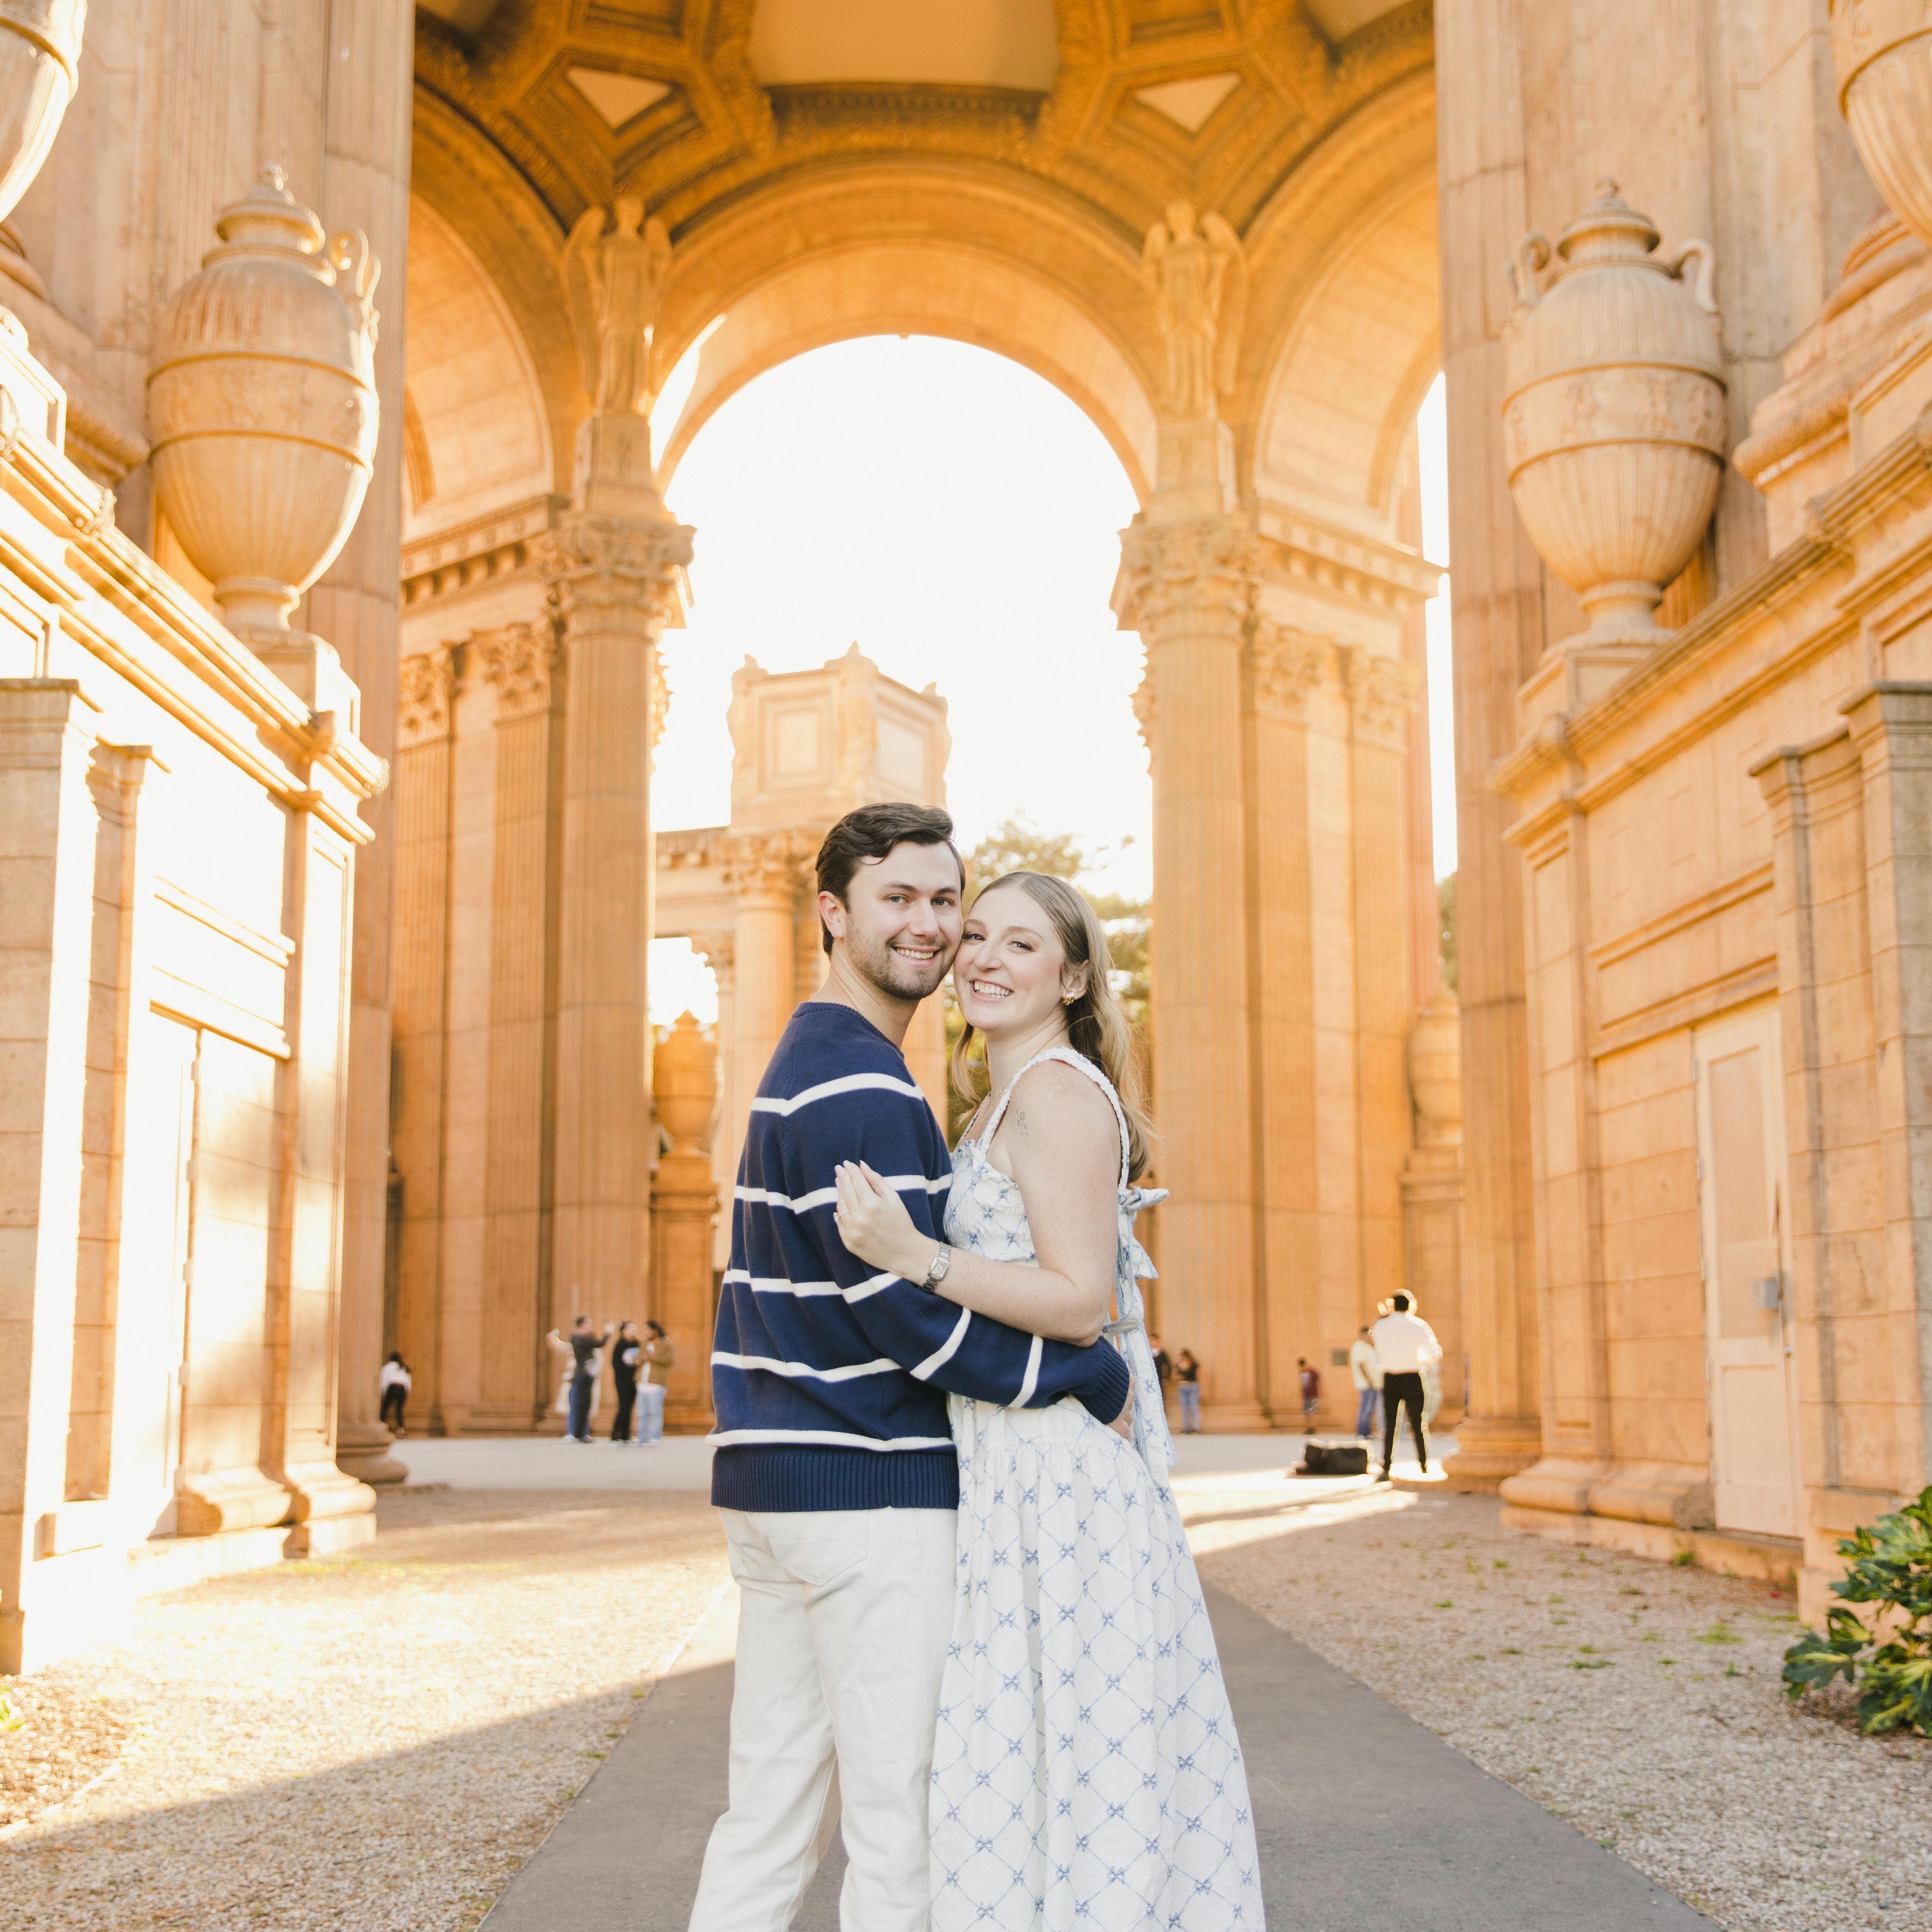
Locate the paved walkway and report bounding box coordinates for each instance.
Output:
[482,1571,1713,1932]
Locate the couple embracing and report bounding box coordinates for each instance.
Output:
[688,803,1262,1932]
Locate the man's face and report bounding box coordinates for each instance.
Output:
[821,840,963,1003]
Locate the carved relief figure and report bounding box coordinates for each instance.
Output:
[1140,201,1247,419]
[562,196,672,417]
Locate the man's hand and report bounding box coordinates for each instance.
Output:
[832,1161,933,1282]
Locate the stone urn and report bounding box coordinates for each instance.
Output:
[0,2,84,227]
[148,165,380,640]
[1502,182,1726,645]
[654,1011,716,1155]
[1407,991,1462,1150]
[1833,1,1932,246]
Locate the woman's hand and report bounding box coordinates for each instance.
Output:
[833,1161,936,1283]
[1108,1377,1134,1440]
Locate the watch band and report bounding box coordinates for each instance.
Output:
[921,1242,953,1291]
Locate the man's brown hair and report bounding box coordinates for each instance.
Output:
[814,803,963,954]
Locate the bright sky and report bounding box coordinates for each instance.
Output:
[649,338,1453,1023]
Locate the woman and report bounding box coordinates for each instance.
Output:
[610,1321,641,1445]
[636,1320,671,1445]
[834,871,1262,1929]
[1176,1350,1202,1433]
[378,1352,410,1437]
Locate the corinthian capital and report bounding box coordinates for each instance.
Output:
[1341,646,1422,749]
[723,828,816,905]
[542,512,694,629]
[397,643,460,748]
[479,620,561,722]
[1247,622,1328,723]
[1112,512,1256,640]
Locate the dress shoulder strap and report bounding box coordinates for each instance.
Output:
[980,1045,1132,1188]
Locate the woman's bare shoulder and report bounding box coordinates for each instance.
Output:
[1002,1058,1117,1159]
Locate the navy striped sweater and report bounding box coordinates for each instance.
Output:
[709,1000,1132,1513]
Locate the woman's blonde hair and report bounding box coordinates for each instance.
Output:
[950,870,1155,1179]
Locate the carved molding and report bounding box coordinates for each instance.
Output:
[1247,622,1328,723]
[692,927,736,998]
[1341,645,1421,749]
[723,827,816,905]
[1131,666,1156,753]
[479,621,561,723]
[542,512,695,630]
[398,643,461,749]
[1112,512,1257,641]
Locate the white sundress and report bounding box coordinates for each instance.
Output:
[929,1047,1265,1931]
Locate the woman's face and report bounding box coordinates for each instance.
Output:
[954,886,1084,1040]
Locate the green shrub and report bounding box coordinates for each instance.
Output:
[1782,1486,1932,1736]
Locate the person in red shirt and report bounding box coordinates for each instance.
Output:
[1298,1357,1320,1433]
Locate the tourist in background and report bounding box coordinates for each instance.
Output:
[545,1317,611,1444]
[610,1322,642,1445]
[378,1352,411,1438]
[1297,1357,1320,1433]
[1149,1331,1172,1412]
[636,1320,672,1445]
[1349,1325,1381,1439]
[1370,1293,1441,1481]
[1176,1348,1202,1433]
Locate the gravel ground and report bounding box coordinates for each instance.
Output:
[1179,1476,1932,1932]
[1,1487,729,1931]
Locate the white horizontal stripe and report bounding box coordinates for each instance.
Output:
[713,1351,901,1384]
[737,1174,950,1214]
[1016,1334,1042,1406]
[842,1270,901,1303]
[708,1429,956,1452]
[911,1305,971,1382]
[722,1268,850,1299]
[750,1072,927,1116]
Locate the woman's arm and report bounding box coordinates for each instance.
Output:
[835,1061,1119,1347]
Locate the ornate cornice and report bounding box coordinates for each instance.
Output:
[479,620,561,722]
[398,643,461,749]
[1112,511,1257,641]
[1341,644,1421,749]
[1247,621,1328,723]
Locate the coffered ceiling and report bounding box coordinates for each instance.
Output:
[412,0,1432,245]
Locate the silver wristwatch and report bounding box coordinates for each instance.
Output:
[920,1242,953,1292]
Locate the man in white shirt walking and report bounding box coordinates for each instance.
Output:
[1370,1293,1441,1481]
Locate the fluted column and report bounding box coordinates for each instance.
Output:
[1245,623,1324,1423]
[1343,646,1424,1349]
[546,513,690,1326]
[1114,516,1266,1427]
[479,622,561,1428]
[1436,0,1545,1483]
[653,1013,721,1435]
[693,931,737,1270]
[725,831,808,1174]
[390,644,460,1439]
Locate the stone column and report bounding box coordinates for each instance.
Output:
[725,831,806,1172]
[694,931,737,1272]
[546,500,690,1330]
[1344,647,1423,1348]
[479,622,561,1429]
[308,0,416,1489]
[0,680,103,1674]
[652,1013,721,1434]
[1244,623,1323,1423]
[1435,0,1546,1484]
[1114,516,1266,1427]
[390,645,460,1435]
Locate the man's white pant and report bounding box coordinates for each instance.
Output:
[687,1506,957,1932]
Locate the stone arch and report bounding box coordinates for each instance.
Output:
[402,195,554,533]
[652,165,1160,501]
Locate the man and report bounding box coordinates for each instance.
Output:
[688,802,1130,1932]
[1297,1356,1320,1433]
[1370,1292,1441,1481]
[610,1321,641,1445]
[544,1316,610,1443]
[1149,1331,1172,1411]
[1349,1324,1382,1439]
